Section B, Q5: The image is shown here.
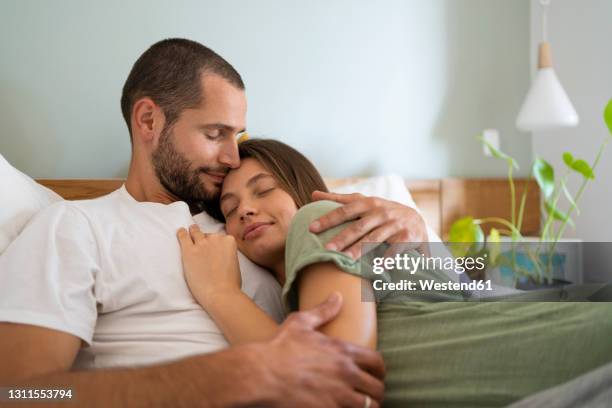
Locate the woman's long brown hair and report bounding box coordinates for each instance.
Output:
[206,138,329,221]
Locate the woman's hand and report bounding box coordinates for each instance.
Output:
[177,224,242,309]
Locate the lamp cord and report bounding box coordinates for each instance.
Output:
[540,0,550,41]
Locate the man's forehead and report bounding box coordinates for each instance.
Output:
[191,74,246,128]
[200,74,246,101]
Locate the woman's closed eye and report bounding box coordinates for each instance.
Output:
[223,205,238,218]
[222,187,275,218]
[256,187,275,196]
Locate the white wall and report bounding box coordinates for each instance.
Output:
[0,0,531,179]
[530,0,612,242]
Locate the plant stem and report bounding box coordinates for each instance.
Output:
[536,170,570,279]
[551,137,610,252]
[506,161,521,285]
[539,172,568,244]
[477,217,524,239]
[509,163,517,229]
[516,168,533,234]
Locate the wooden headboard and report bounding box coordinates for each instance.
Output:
[36,178,540,239]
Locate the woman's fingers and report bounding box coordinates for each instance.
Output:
[189,224,207,243]
[177,224,212,248]
[177,227,194,248]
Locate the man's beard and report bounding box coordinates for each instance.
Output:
[151,125,227,215]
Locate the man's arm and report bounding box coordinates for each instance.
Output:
[0,323,81,384]
[0,321,266,408]
[0,294,385,408]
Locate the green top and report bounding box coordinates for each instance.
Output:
[283,200,612,407]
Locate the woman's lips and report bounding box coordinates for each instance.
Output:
[243,222,273,240]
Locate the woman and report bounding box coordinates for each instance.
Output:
[177,139,612,407]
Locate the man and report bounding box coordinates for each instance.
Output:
[0,39,427,406]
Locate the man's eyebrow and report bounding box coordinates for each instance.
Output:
[199,124,246,134]
[220,173,274,204]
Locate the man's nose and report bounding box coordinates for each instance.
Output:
[219,139,240,169]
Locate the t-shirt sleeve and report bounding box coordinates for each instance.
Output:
[0,202,100,344]
[283,200,371,312]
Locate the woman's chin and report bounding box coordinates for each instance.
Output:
[245,242,284,269]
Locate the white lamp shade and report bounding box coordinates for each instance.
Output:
[516,67,579,132]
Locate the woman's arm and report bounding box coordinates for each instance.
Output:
[178,222,377,349]
[203,288,281,344]
[204,263,377,349]
[297,262,377,349]
[178,225,279,345]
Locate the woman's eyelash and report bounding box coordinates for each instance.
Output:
[224,188,274,217]
[257,187,275,196]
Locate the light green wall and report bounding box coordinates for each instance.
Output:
[0,0,531,179]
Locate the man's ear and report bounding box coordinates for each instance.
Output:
[131,97,165,145]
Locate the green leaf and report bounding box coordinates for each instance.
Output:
[479,137,519,169]
[544,201,574,227]
[448,217,484,257]
[570,159,595,179]
[562,152,574,167]
[532,158,555,199]
[561,181,580,215]
[449,217,484,242]
[487,227,500,243]
[604,98,612,136]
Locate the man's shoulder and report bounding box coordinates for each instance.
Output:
[34,188,122,226]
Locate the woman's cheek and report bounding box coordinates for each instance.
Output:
[226,222,241,243]
[277,210,297,240]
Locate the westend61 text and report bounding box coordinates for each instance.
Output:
[372,279,493,292]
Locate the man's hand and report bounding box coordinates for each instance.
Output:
[309,190,429,259]
[247,292,385,407]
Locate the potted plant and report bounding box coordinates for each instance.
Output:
[449,99,612,288]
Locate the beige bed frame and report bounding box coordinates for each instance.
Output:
[36,178,540,239]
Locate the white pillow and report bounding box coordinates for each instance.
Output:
[0,153,63,254]
[329,174,442,243]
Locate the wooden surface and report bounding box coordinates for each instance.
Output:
[36,178,540,238]
[38,179,124,201]
[440,178,540,239]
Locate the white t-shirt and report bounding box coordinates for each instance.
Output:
[0,185,284,369]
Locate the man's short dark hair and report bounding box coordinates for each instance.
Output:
[120,38,244,140]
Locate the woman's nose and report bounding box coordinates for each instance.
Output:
[239,206,257,221]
